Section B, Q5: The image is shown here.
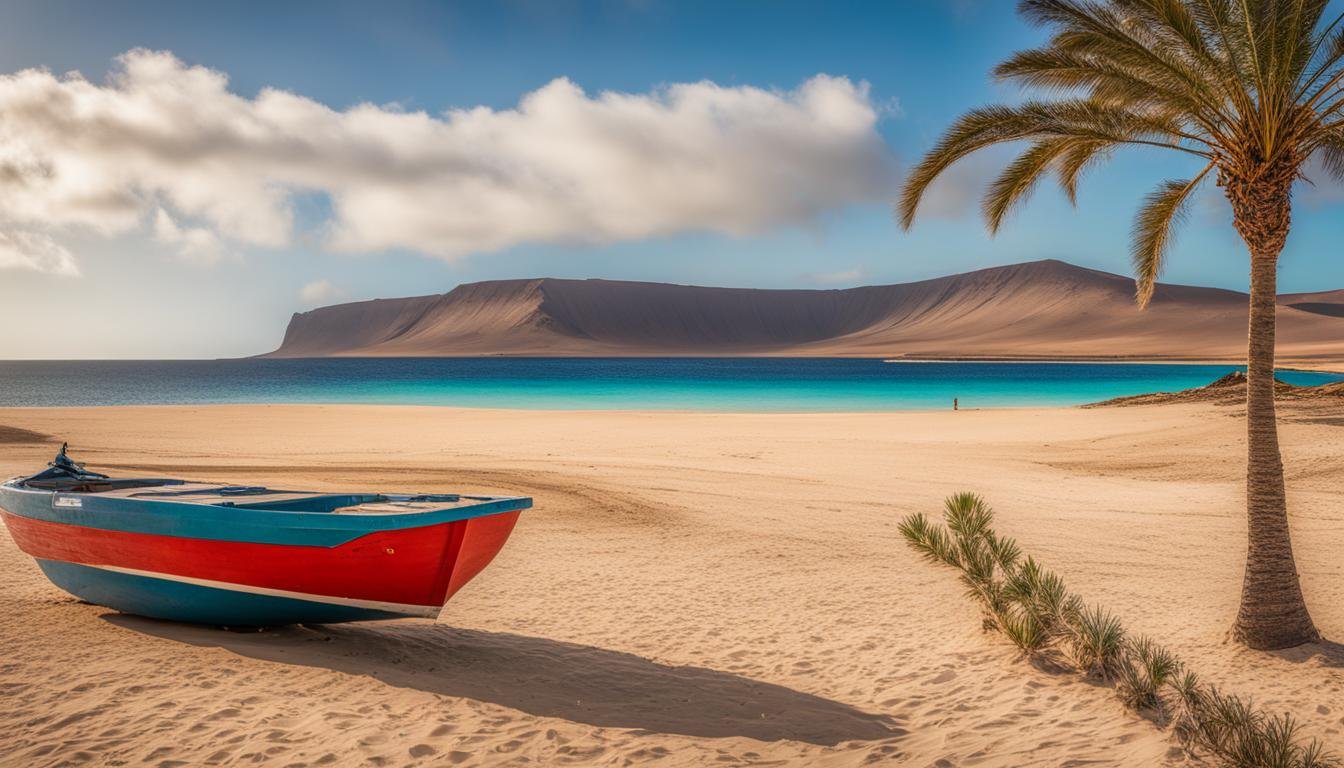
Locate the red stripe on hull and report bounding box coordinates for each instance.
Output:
[1,509,520,608]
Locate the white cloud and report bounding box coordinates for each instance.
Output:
[0,49,896,272]
[0,230,79,276]
[152,208,225,263]
[300,278,341,305]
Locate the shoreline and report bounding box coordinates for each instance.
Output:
[884,356,1344,373]
[0,402,1094,420]
[1,360,1340,414]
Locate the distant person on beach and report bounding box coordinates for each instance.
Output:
[953,398,958,411]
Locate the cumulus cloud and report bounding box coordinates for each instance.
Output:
[152,208,226,263]
[0,230,79,276]
[300,278,342,305]
[0,49,896,273]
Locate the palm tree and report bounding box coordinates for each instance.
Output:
[899,0,1344,650]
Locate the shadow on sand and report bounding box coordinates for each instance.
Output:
[1272,638,1344,668]
[105,615,904,746]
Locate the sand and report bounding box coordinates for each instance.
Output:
[0,402,1341,766]
[268,260,1344,367]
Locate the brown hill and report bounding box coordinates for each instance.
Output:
[1280,288,1344,319]
[266,260,1344,365]
[1087,371,1344,407]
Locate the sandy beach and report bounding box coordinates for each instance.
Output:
[1,401,1341,766]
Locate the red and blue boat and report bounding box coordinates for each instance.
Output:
[0,445,530,626]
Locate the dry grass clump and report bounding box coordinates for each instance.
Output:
[899,494,1337,768]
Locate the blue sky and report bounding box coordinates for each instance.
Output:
[0,0,1341,358]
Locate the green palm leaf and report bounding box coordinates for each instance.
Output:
[1131,165,1214,306]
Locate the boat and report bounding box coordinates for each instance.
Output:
[0,445,531,626]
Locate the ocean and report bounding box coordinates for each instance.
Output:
[0,358,1339,412]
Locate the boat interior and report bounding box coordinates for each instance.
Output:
[115,484,492,513]
[10,445,506,514]
[20,480,499,514]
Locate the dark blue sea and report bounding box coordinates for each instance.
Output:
[0,359,1338,412]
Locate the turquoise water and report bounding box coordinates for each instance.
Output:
[0,359,1339,412]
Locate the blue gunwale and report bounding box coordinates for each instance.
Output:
[0,480,532,547]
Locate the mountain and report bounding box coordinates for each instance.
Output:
[266,260,1344,365]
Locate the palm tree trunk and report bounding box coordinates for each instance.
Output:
[1227,171,1319,650]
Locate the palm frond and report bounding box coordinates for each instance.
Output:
[1000,607,1049,652]
[1063,603,1127,678]
[1130,163,1215,308]
[985,531,1022,573]
[1018,0,1240,126]
[1115,635,1181,713]
[1311,134,1344,181]
[993,45,1220,133]
[943,492,994,540]
[898,512,960,568]
[898,98,1210,229]
[1056,139,1112,204]
[984,139,1077,233]
[1297,13,1344,105]
[898,105,1040,230]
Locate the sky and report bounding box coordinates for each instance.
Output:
[0,0,1341,359]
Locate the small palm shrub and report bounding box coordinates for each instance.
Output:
[999,608,1049,653]
[898,511,958,568]
[1171,682,1337,768]
[1169,671,1213,745]
[900,494,1020,634]
[1064,604,1127,680]
[1115,637,1181,714]
[900,493,1338,768]
[1003,557,1073,641]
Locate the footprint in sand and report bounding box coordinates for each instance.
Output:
[408,744,436,758]
[929,669,957,684]
[557,745,606,760]
[860,744,903,764]
[494,738,527,754]
[358,733,389,747]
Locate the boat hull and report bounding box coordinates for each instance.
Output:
[0,490,524,626]
[35,559,409,625]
